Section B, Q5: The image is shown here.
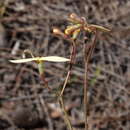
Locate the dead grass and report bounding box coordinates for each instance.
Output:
[0,0,130,130]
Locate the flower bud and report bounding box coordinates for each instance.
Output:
[53,28,66,38]
[69,13,83,23]
[65,24,81,35]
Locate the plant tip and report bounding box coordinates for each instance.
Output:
[53,28,60,34]
[69,13,77,19]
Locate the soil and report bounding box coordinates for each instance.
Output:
[0,0,130,130]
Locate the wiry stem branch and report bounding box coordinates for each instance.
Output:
[60,40,76,97]
[84,31,98,130]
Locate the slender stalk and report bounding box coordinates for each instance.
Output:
[84,44,89,130]
[58,40,76,130]
[59,96,73,130]
[84,31,98,130]
[60,40,76,97]
[38,62,51,91]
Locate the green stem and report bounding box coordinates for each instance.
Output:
[59,96,73,130]
[38,62,51,91]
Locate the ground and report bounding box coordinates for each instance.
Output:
[0,0,130,130]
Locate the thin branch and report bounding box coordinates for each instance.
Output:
[39,95,53,130]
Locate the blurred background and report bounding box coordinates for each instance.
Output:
[0,0,130,130]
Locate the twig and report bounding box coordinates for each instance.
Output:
[39,95,53,130]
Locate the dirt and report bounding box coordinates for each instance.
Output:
[0,0,130,130]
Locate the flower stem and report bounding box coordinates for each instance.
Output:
[59,96,73,130]
[84,31,98,130]
[60,40,76,97]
